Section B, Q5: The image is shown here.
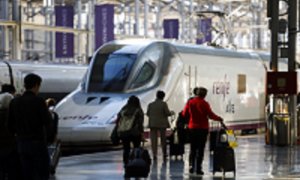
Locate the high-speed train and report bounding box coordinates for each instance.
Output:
[0,60,87,101]
[54,39,296,146]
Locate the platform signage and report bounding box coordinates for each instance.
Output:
[266,72,297,94]
[196,18,212,44]
[163,19,179,39]
[55,6,74,58]
[95,4,115,50]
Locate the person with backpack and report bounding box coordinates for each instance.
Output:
[117,95,144,167]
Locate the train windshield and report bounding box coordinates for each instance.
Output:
[87,53,136,92]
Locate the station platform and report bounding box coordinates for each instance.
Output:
[50,134,300,180]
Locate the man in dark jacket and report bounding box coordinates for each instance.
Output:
[147,90,174,160]
[8,73,53,180]
[182,87,223,175]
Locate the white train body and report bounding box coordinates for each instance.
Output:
[0,61,87,101]
[54,40,291,145]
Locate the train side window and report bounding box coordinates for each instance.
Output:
[238,74,246,93]
[131,61,155,89]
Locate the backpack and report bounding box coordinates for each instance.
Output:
[117,109,139,138]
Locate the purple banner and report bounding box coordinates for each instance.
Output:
[55,6,74,58]
[95,4,115,50]
[196,19,212,44]
[163,19,179,39]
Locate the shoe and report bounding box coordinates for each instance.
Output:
[196,170,204,175]
[189,166,194,174]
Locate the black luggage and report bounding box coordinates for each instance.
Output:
[209,122,236,176]
[124,147,151,178]
[209,128,228,151]
[168,130,184,158]
[211,146,235,176]
[209,130,218,151]
[176,111,189,143]
[48,140,61,175]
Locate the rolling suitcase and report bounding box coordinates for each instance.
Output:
[124,146,151,178]
[48,140,61,175]
[168,130,184,159]
[211,146,236,176]
[209,121,229,151]
[210,122,236,176]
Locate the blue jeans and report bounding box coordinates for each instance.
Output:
[17,140,49,180]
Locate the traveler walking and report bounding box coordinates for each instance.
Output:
[182,87,223,175]
[8,73,53,180]
[0,84,23,180]
[117,95,144,166]
[147,90,174,160]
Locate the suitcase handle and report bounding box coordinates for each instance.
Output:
[221,121,228,130]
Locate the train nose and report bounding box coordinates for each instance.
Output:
[55,93,127,145]
[57,112,115,142]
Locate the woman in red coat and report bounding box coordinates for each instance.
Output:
[182,87,223,175]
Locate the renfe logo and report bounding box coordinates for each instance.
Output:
[62,115,98,121]
[212,74,230,100]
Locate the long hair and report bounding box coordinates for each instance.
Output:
[122,95,142,115]
[126,95,141,109]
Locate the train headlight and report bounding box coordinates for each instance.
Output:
[106,114,118,124]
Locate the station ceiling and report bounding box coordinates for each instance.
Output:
[21,0,252,6]
[16,0,270,50]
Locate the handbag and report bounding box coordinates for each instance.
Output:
[110,124,120,145]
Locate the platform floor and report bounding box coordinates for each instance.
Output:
[50,134,300,180]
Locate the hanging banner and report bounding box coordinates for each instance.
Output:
[163,19,179,39]
[55,6,74,58]
[95,4,114,50]
[196,18,212,44]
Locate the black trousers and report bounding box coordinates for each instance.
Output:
[121,135,141,165]
[189,129,209,172]
[17,140,49,180]
[0,147,23,180]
